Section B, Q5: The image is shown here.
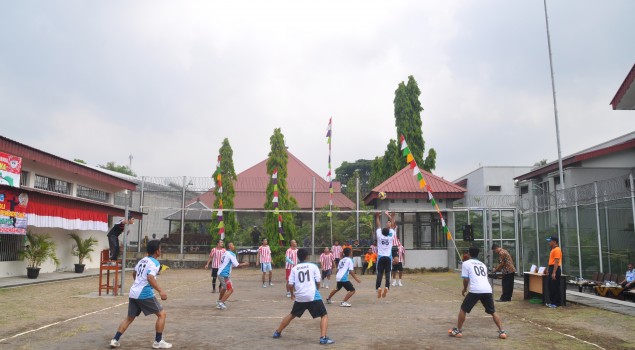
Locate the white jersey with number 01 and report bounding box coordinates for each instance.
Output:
[376,228,395,258]
[461,258,492,294]
[289,262,322,302]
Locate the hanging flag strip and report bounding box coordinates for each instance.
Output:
[214,155,225,240]
[326,117,333,217]
[399,135,453,241]
[272,168,284,246]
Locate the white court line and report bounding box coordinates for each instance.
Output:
[510,314,605,350]
[0,301,129,343]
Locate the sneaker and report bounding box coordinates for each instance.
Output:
[326,299,332,304]
[286,292,291,298]
[211,289,216,293]
[273,331,281,339]
[152,339,173,349]
[269,282,274,286]
[215,300,221,309]
[340,301,352,307]
[548,304,557,308]
[398,280,403,287]
[392,280,397,287]
[325,285,329,289]
[448,328,462,338]
[319,336,335,345]
[498,330,508,339]
[219,302,227,310]
[263,283,267,288]
[109,339,120,348]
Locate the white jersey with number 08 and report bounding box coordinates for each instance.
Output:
[461,258,492,294]
[289,262,322,302]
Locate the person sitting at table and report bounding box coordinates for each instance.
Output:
[619,263,635,290]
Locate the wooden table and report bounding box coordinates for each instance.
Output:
[523,272,567,306]
[594,285,623,298]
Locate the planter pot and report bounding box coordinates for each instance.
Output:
[27,267,41,279]
[74,264,86,273]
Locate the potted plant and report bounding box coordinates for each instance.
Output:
[68,233,98,273]
[18,232,60,279]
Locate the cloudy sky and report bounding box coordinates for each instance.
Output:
[1,1,633,183]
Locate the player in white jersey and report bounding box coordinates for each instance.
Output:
[257,238,273,287]
[375,211,396,301]
[205,239,225,293]
[109,240,172,349]
[449,245,507,339]
[273,248,334,345]
[216,242,249,310]
[326,247,361,307]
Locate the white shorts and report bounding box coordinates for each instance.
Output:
[261,262,272,272]
[353,256,363,268]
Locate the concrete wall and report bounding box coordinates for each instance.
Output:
[404,249,448,269]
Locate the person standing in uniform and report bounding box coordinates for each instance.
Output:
[285,240,299,298]
[319,247,335,289]
[204,239,225,293]
[109,240,172,349]
[257,238,274,288]
[331,241,343,268]
[449,245,507,340]
[216,242,249,310]
[491,244,516,302]
[273,248,334,345]
[545,236,563,308]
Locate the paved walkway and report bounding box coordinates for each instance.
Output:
[1,270,634,316]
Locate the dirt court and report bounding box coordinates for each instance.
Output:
[0,267,633,350]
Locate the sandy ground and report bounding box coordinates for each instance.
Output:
[0,268,633,350]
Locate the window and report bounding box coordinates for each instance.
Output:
[20,171,29,187]
[77,185,109,203]
[412,213,446,249]
[487,185,502,192]
[34,174,71,195]
[520,186,529,195]
[0,234,25,262]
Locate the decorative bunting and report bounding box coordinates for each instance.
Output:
[326,117,333,219]
[399,135,454,242]
[272,168,284,246]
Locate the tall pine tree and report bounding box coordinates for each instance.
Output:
[210,138,238,243]
[394,75,436,172]
[263,129,298,266]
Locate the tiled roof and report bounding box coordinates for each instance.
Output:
[363,165,466,205]
[194,151,355,210]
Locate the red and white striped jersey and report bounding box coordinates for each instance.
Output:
[371,244,378,254]
[209,247,226,269]
[392,234,402,247]
[258,245,272,263]
[285,248,298,269]
[331,245,343,259]
[396,245,406,263]
[319,252,335,271]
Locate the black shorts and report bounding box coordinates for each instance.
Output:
[461,293,495,314]
[335,281,355,292]
[128,297,163,317]
[321,269,332,279]
[291,300,328,319]
[334,258,340,266]
[392,262,403,271]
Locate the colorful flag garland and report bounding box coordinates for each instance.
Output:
[326,118,333,217]
[272,168,285,246]
[399,135,453,241]
[214,155,225,240]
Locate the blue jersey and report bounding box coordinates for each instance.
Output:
[218,251,239,277]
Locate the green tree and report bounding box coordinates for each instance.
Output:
[334,159,373,197]
[394,75,436,172]
[210,138,238,243]
[263,129,299,266]
[73,159,86,164]
[98,161,136,176]
[368,139,401,189]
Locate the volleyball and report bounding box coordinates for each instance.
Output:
[378,192,387,200]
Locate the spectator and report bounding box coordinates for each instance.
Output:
[331,241,343,266]
[620,263,635,290]
[544,236,562,308]
[351,240,363,274]
[362,248,377,275]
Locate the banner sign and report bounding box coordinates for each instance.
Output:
[0,152,22,188]
[0,188,28,235]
